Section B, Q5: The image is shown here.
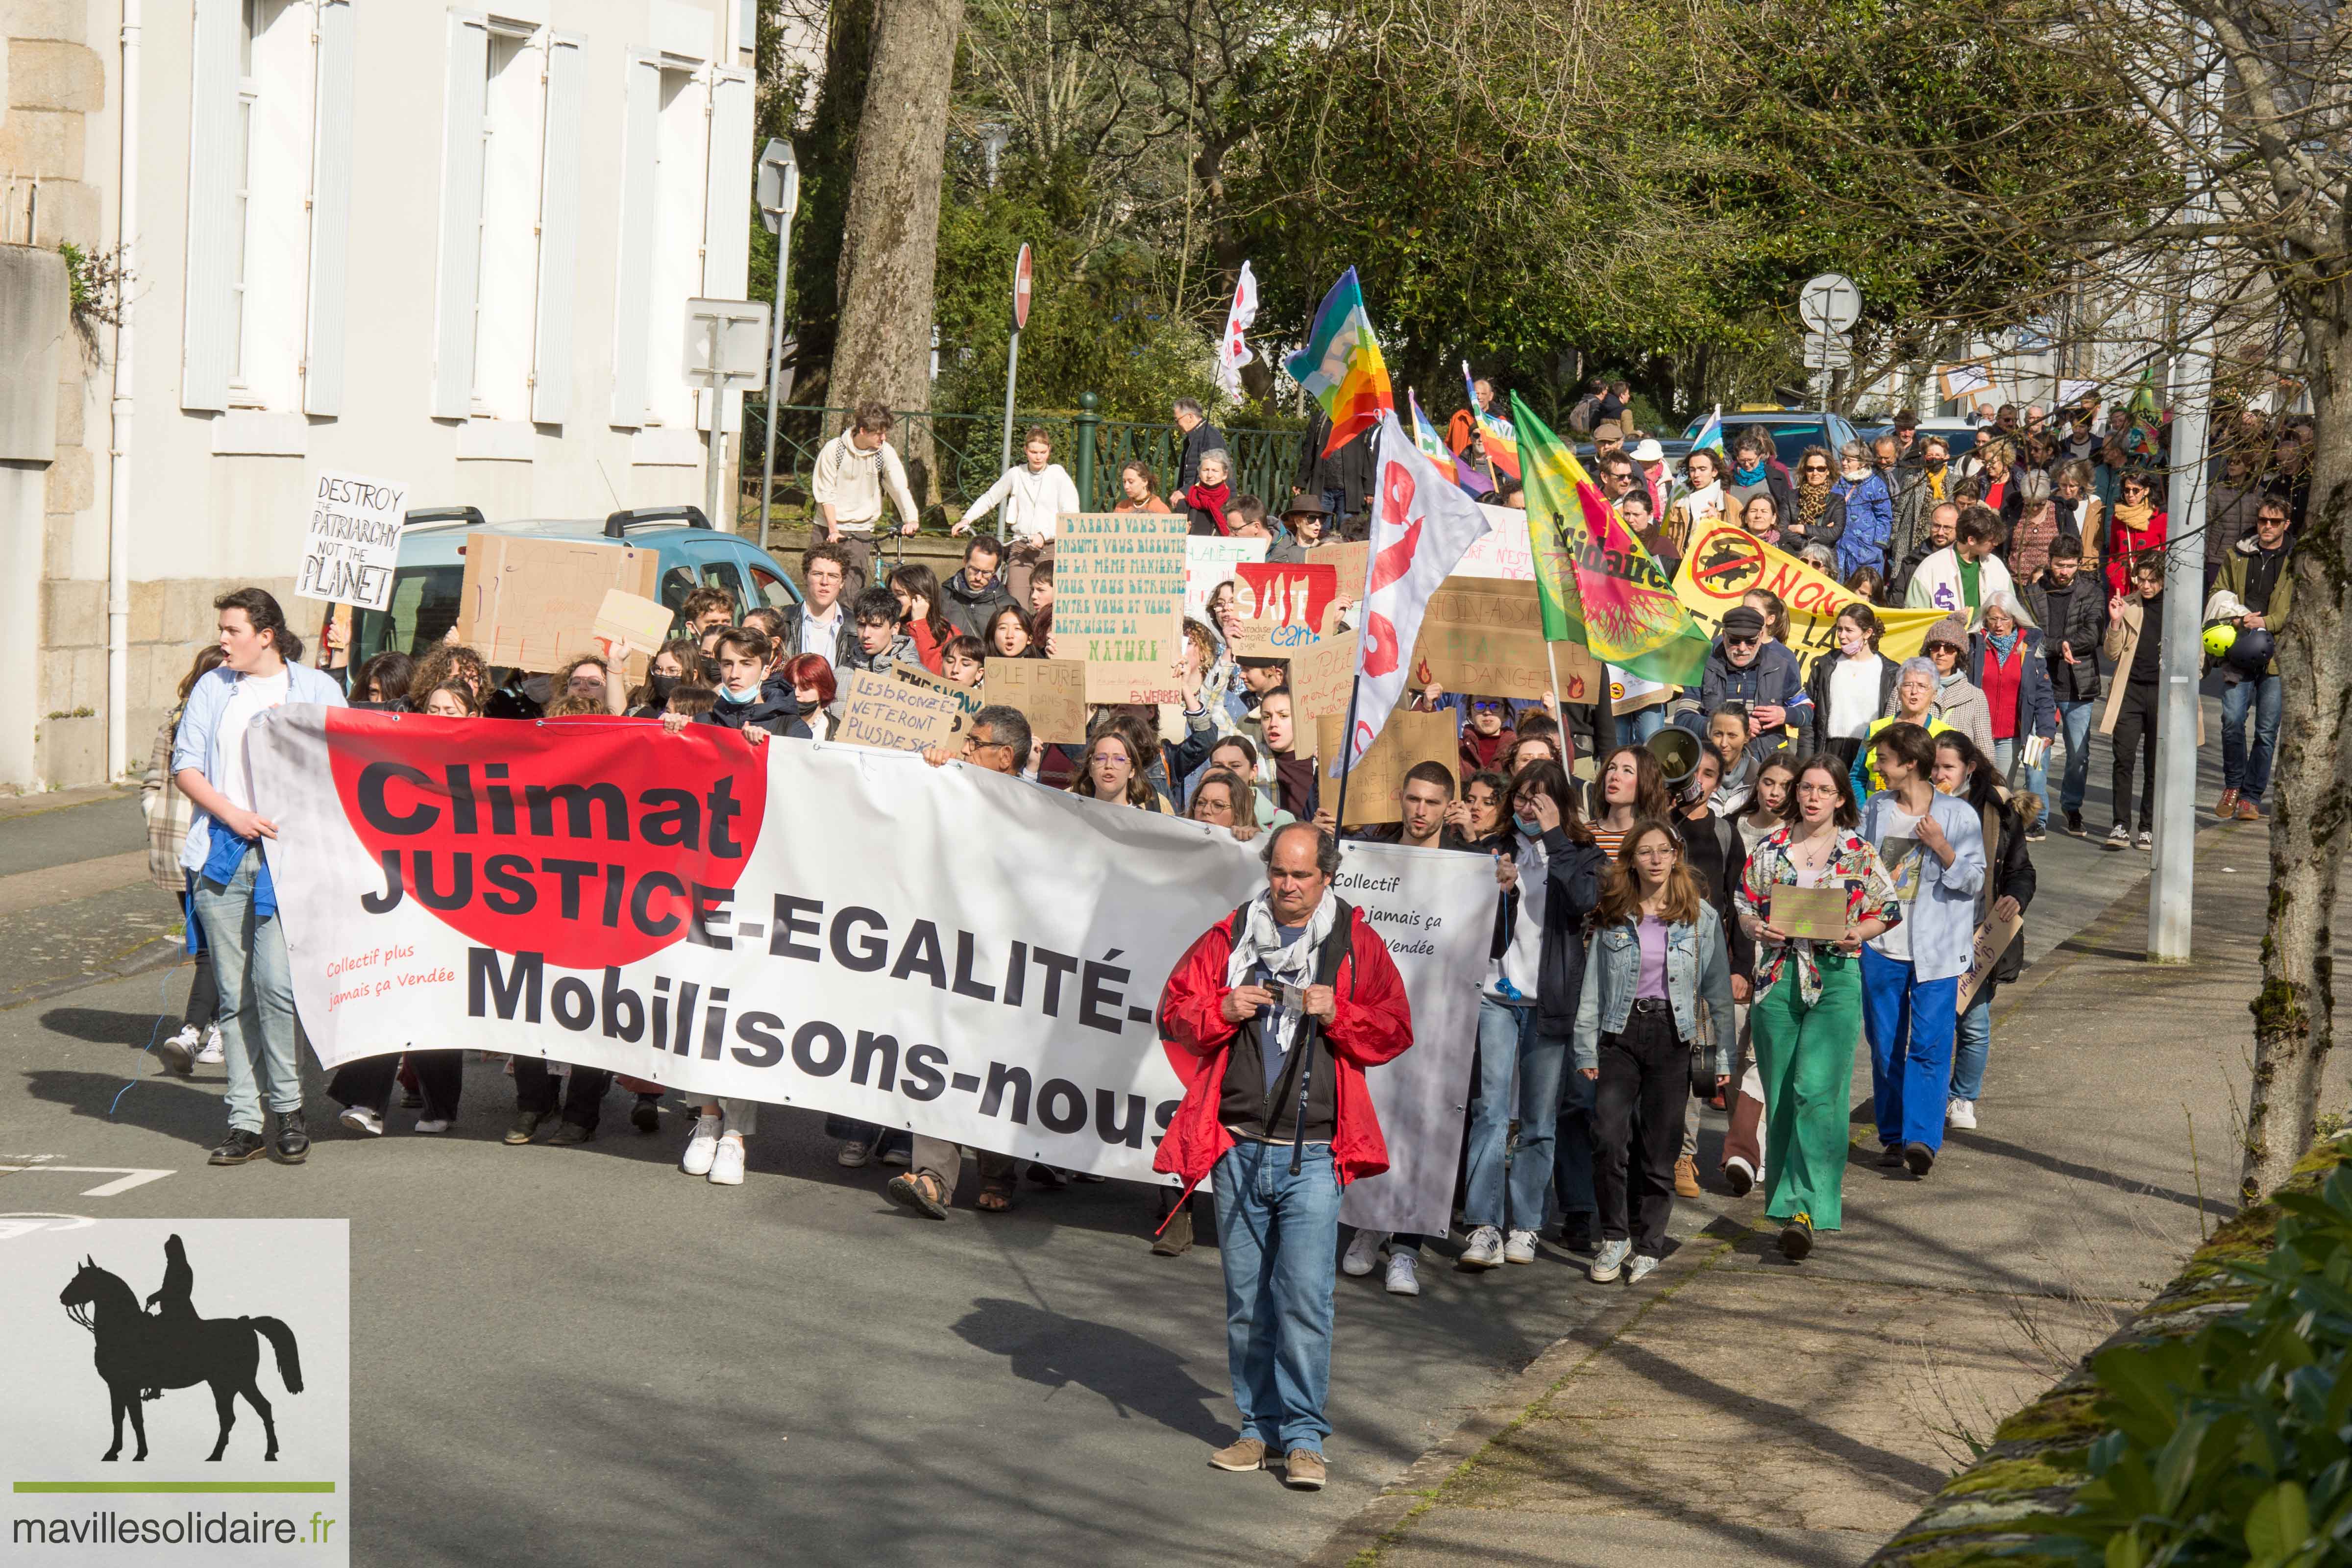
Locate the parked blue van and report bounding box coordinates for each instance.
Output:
[347,505,801,665]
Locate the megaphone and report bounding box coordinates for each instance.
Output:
[1647,726,1703,796]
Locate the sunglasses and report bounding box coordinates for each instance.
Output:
[1725,635,1761,648]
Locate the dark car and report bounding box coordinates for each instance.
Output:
[1689,411,1865,466]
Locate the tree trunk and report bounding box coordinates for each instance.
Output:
[829,0,963,503]
[2240,285,2352,1206]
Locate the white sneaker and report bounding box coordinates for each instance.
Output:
[154,1029,197,1077]
[414,1117,450,1134]
[1946,1097,1979,1131]
[1625,1253,1660,1285]
[680,1114,722,1176]
[836,1141,872,1168]
[1459,1225,1503,1270]
[1342,1228,1385,1277]
[196,1024,225,1065]
[708,1136,745,1186]
[1503,1228,1539,1265]
[1722,1157,1757,1197]
[1384,1252,1421,1296]
[1590,1238,1630,1282]
[337,1106,383,1137]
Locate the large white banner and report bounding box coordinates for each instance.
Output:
[250,710,1490,1231]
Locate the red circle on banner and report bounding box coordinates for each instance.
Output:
[326,710,768,969]
[1686,525,1765,600]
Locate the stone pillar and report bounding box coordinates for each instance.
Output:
[0,243,65,787]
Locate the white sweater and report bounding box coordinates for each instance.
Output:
[957,463,1081,543]
[811,433,920,532]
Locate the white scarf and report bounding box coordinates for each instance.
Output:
[1225,890,1341,1059]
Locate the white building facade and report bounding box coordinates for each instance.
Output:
[0,0,762,790]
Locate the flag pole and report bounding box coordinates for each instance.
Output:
[1331,671,1364,833]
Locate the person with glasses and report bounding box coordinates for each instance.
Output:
[1905,503,2015,620]
[2212,498,2293,822]
[1782,447,1847,560]
[2102,470,2169,597]
[1700,606,1814,758]
[2099,557,2172,851]
[1726,436,1793,531]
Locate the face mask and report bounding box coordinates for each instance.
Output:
[647,672,680,707]
[1925,456,1946,472]
[1514,813,1544,837]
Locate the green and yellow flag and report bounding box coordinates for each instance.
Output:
[1511,394,1710,687]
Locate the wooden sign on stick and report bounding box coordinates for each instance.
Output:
[1314,709,1459,826]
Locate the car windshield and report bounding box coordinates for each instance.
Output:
[351,566,464,662]
[1694,416,1836,467]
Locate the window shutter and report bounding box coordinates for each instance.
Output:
[303,0,357,417]
[609,52,662,427]
[698,65,755,434]
[179,0,242,412]
[430,11,490,419]
[531,33,586,425]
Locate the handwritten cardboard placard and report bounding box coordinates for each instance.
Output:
[1315,708,1459,826]
[1291,630,1359,723]
[1957,906,2026,1012]
[1183,537,1267,620]
[1305,541,1371,604]
[891,659,984,734]
[1231,562,1338,656]
[456,533,661,673]
[984,658,1088,743]
[1453,508,1535,581]
[836,668,963,752]
[1409,578,1603,703]
[295,468,409,611]
[1055,510,1189,704]
[593,588,676,655]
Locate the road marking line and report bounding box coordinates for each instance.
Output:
[0,1165,175,1196]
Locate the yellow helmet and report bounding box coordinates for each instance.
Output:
[2203,622,2237,660]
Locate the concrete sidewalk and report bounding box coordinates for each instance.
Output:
[1309,817,2279,1568]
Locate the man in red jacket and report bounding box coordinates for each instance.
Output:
[1155,822,1414,1493]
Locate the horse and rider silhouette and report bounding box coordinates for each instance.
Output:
[59,1235,303,1463]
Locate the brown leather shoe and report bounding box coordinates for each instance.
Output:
[2237,796,2262,821]
[1209,1437,1268,1472]
[1673,1155,1702,1198]
[1283,1449,1327,1490]
[2216,787,2240,820]
[1151,1204,1194,1257]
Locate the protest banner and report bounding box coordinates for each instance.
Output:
[1054,511,1188,704]
[1230,561,1337,656]
[984,659,1087,743]
[1289,630,1359,723]
[836,669,963,751]
[456,533,661,673]
[295,469,409,611]
[1453,506,1536,581]
[1182,537,1266,620]
[891,660,984,734]
[1674,519,1941,678]
[1410,579,1603,703]
[248,710,1487,1212]
[1305,541,1370,605]
[1314,709,1456,825]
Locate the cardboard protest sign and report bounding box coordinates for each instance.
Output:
[1183,537,1266,620]
[295,469,408,611]
[1054,511,1188,704]
[1957,906,2026,1012]
[1305,541,1370,605]
[1290,630,1359,723]
[836,668,963,751]
[1674,520,1941,680]
[1410,579,1602,703]
[1609,666,1672,716]
[1454,506,1536,581]
[593,588,676,658]
[1314,709,1458,825]
[1230,562,1337,656]
[985,659,1087,743]
[456,533,661,674]
[890,659,984,734]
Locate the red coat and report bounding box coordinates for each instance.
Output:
[1152,902,1415,1194]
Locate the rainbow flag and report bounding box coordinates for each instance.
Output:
[1410,390,1492,496]
[1512,392,1709,686]
[1285,268,1394,457]
[1462,361,1520,481]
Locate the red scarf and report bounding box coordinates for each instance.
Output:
[1185,481,1232,536]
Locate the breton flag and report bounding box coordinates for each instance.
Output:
[1335,413,1496,777]
[1214,261,1260,399]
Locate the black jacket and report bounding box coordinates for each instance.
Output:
[1977,795,2036,990]
[777,602,852,669]
[697,673,809,739]
[1505,828,1605,1046]
[1887,534,1940,605]
[2022,575,2107,704]
[1679,808,1754,975]
[1779,492,1848,560]
[1803,649,1901,738]
[1293,413,1378,520]
[938,570,1017,642]
[1176,421,1228,495]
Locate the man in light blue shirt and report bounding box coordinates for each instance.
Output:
[161,588,347,1167]
[1856,720,1984,1176]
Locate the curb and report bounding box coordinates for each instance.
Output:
[1302,1233,1735,1568]
[0,937,185,1012]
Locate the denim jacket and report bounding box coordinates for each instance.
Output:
[170,662,349,872]
[1859,789,1985,983]
[1571,902,1737,1079]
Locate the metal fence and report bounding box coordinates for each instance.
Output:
[741,395,1306,521]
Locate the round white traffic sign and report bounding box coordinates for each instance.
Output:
[1797,273,1861,334]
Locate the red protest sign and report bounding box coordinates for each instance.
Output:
[1230,562,1337,656]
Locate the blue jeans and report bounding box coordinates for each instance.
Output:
[2220,673,2283,802]
[2054,700,2096,816]
[1626,707,1666,743]
[1859,947,1960,1152]
[1212,1139,1342,1455]
[1952,995,1991,1102]
[190,856,301,1135]
[1462,998,1567,1231]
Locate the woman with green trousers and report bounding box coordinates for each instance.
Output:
[1737,755,1899,1260]
[1856,722,1987,1177]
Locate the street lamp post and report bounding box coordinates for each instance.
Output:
[755,138,801,552]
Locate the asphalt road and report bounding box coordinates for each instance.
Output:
[0,707,2246,1565]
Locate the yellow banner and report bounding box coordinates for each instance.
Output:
[1673,521,1945,680]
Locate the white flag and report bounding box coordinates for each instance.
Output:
[1333,413,1496,776]
[1215,262,1260,398]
